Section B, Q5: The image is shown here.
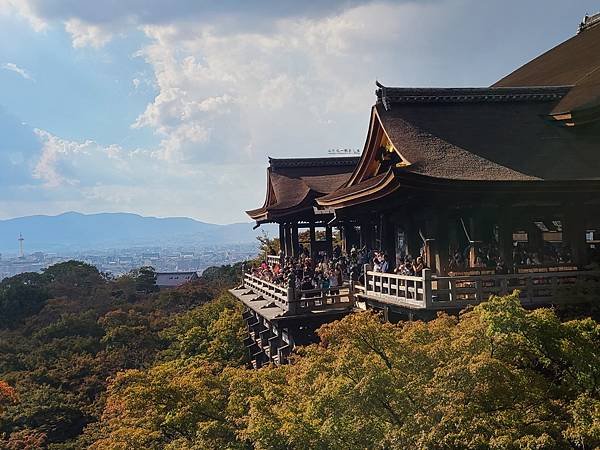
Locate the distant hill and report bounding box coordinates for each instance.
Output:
[0,212,276,253]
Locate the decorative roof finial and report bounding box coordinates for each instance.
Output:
[579,12,600,33]
[375,80,387,106]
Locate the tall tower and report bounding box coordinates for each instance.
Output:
[18,233,24,258]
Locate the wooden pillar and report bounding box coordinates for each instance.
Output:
[435,212,450,275]
[497,208,514,269]
[423,215,437,272]
[360,220,373,250]
[345,224,358,253]
[563,204,588,267]
[340,225,347,254]
[325,225,333,258]
[527,219,544,260]
[309,223,316,260]
[468,213,484,267]
[291,223,299,258]
[405,213,421,260]
[278,223,285,256]
[284,223,293,257]
[381,215,396,271]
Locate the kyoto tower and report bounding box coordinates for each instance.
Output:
[18,233,24,258]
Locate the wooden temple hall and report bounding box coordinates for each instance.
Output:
[230,15,600,366]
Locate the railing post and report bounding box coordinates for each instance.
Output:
[423,268,432,308]
[287,273,297,315]
[475,278,483,302]
[363,264,370,293]
[500,277,508,296]
[526,276,533,305]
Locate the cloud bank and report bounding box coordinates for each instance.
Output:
[0,0,596,222]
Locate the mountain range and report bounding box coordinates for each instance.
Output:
[0,212,276,254]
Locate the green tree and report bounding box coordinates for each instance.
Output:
[0,272,49,328]
[132,266,157,293]
[239,293,600,449]
[256,230,280,260]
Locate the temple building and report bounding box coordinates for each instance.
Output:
[246,156,359,259]
[231,15,600,365]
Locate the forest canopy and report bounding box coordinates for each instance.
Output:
[0,262,599,449]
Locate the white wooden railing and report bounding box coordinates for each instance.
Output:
[364,269,430,309]
[430,270,600,309]
[267,254,282,267]
[362,269,600,310]
[243,272,353,315]
[243,273,289,309]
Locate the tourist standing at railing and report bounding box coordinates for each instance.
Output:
[320,275,330,292]
[380,253,390,273]
[328,268,339,295]
[373,251,382,272]
[413,256,425,275]
[333,244,341,259]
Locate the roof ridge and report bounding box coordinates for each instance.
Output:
[376,85,572,111]
[268,156,360,168]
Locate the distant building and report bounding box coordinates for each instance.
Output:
[156,271,199,288]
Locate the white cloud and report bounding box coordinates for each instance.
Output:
[4,1,450,222]
[64,18,113,48]
[2,63,35,81]
[127,2,441,167]
[33,129,91,187]
[0,0,47,31]
[27,128,266,222]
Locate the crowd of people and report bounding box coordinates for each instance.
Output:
[249,238,582,295]
[249,244,431,295]
[447,241,575,275]
[250,249,344,295]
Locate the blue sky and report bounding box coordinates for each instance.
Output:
[0,0,597,223]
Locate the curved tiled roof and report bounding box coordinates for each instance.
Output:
[377,98,600,182]
[246,157,359,221]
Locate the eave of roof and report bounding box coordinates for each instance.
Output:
[317,170,400,208]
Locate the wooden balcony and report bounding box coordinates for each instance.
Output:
[232,272,355,366]
[236,272,354,317]
[360,268,600,311]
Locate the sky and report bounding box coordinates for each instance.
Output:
[0,1,597,224]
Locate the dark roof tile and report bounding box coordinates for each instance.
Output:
[493,21,600,114]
